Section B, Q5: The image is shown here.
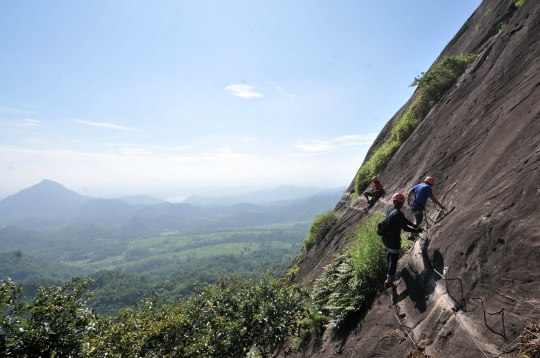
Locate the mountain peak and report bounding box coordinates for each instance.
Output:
[0,180,90,218]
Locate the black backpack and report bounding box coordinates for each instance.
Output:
[377,209,398,236]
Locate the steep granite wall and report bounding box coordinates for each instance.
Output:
[291,0,540,356]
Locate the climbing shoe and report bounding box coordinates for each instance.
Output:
[384,277,394,288]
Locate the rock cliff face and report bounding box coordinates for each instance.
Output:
[291,0,540,356]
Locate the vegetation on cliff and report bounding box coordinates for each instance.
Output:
[310,213,385,330]
[303,211,339,251]
[354,52,479,197]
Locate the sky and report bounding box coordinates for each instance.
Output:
[0,0,482,200]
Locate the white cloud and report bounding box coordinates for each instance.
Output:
[72,119,140,131]
[24,105,68,113]
[224,84,263,99]
[268,81,294,98]
[243,137,256,142]
[23,118,41,126]
[165,146,191,151]
[0,106,36,114]
[293,134,377,153]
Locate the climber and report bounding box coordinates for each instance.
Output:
[382,193,422,287]
[406,176,447,239]
[363,176,384,207]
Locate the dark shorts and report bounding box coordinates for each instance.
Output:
[412,210,424,226]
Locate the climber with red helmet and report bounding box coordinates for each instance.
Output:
[406,176,447,239]
[363,176,384,207]
[381,192,422,287]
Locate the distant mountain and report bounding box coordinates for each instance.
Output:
[182,195,238,207]
[0,181,345,236]
[0,180,90,219]
[119,194,163,206]
[235,185,337,204]
[73,198,138,224]
[183,185,345,207]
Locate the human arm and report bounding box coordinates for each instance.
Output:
[400,214,419,232]
[406,190,414,205]
[430,195,447,211]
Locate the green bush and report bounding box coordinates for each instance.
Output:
[311,213,386,330]
[354,52,478,197]
[515,0,526,8]
[0,274,308,358]
[0,277,95,357]
[86,274,306,358]
[303,211,339,251]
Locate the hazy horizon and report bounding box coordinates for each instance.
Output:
[0,1,481,199]
[0,178,346,202]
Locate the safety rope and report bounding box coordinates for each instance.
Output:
[428,264,492,357]
[394,312,418,349]
[451,307,491,358]
[432,267,466,312]
[389,235,499,357]
[470,297,506,338]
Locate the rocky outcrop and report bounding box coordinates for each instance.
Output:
[291,0,540,356]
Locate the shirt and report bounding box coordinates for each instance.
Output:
[410,183,433,211]
[372,181,383,195]
[381,206,416,249]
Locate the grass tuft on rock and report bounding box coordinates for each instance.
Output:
[515,0,526,8]
[303,211,339,252]
[311,213,386,330]
[353,52,479,198]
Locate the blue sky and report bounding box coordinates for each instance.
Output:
[0,0,481,199]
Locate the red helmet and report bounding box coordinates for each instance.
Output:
[392,192,406,203]
[372,176,378,182]
[424,176,435,185]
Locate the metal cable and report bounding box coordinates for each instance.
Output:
[432,267,466,312]
[429,268,492,357]
[470,298,506,338]
[451,308,491,358]
[394,313,418,349]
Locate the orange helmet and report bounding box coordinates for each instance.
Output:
[424,176,435,185]
[392,192,406,203]
[372,176,378,182]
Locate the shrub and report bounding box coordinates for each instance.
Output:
[303,211,339,251]
[0,274,308,358]
[517,323,540,358]
[0,277,95,357]
[311,213,386,330]
[515,0,526,8]
[85,273,307,358]
[498,23,506,33]
[354,52,478,197]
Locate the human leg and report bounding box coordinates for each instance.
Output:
[408,210,424,240]
[364,192,374,204]
[385,250,400,287]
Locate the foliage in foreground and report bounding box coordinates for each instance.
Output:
[515,0,526,8]
[354,52,479,196]
[0,277,96,357]
[517,323,540,358]
[311,213,386,330]
[0,274,307,358]
[303,211,339,251]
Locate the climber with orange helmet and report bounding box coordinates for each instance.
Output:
[406,176,447,238]
[363,176,384,207]
[381,192,422,287]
